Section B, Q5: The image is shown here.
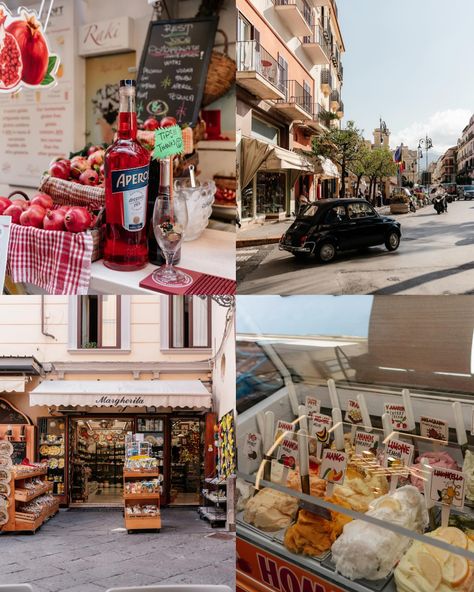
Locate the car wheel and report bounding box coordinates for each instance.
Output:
[385,232,400,251]
[316,242,336,263]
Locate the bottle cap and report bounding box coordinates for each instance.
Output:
[120,79,136,87]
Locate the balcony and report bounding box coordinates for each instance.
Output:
[337,62,343,81]
[311,0,338,19]
[237,41,286,100]
[337,101,344,118]
[300,102,328,131]
[301,23,331,64]
[320,69,332,95]
[272,0,312,37]
[330,89,340,110]
[274,80,313,120]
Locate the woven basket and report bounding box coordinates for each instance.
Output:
[202,29,236,107]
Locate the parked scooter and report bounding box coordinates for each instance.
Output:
[433,195,446,214]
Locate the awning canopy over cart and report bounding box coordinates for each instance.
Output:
[29,380,212,409]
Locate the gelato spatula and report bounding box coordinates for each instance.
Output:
[297,429,331,521]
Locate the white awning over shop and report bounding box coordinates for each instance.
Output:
[0,376,26,393]
[263,146,313,172]
[315,157,340,179]
[29,380,212,409]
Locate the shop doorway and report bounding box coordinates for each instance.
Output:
[69,417,132,506]
[170,419,203,506]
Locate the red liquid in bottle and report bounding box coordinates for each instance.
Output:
[104,80,150,271]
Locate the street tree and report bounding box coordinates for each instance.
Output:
[312,120,364,198]
[351,143,371,197]
[364,148,398,201]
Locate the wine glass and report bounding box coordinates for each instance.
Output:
[152,192,188,286]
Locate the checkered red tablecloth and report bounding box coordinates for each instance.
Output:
[7,224,93,295]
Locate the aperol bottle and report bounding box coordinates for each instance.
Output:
[104,79,150,271]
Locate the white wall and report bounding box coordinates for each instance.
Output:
[212,300,236,419]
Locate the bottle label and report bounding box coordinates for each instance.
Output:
[111,164,149,232]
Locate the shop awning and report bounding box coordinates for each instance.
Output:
[262,146,313,172]
[314,157,340,179]
[0,356,42,375]
[29,380,212,409]
[0,376,26,393]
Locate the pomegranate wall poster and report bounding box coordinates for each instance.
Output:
[0,3,60,93]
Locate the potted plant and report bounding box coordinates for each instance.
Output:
[390,189,410,214]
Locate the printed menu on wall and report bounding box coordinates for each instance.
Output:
[136,17,218,127]
[0,2,75,187]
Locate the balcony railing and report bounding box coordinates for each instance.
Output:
[273,0,312,26]
[330,89,340,108]
[301,22,331,63]
[237,41,286,94]
[276,79,313,116]
[320,68,332,92]
[337,101,344,118]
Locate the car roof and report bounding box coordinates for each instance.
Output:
[315,198,370,206]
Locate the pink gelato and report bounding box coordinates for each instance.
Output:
[410,451,460,492]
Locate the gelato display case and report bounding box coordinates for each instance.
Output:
[235,296,474,592]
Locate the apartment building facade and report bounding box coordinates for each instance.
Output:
[0,295,235,508]
[438,146,457,185]
[237,0,345,223]
[457,115,474,181]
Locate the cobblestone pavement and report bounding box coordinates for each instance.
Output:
[0,508,235,592]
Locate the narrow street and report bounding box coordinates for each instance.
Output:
[237,200,474,295]
[0,509,235,592]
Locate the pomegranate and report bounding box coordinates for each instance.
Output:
[70,157,89,179]
[87,145,102,156]
[30,193,53,210]
[7,10,48,85]
[79,169,99,186]
[87,149,105,169]
[3,203,23,223]
[0,197,11,214]
[20,204,46,228]
[64,207,92,233]
[143,117,160,131]
[0,9,23,90]
[43,209,66,231]
[49,161,69,179]
[160,116,177,128]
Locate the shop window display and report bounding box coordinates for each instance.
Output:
[256,172,287,215]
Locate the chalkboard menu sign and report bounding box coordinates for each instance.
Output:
[136,17,218,127]
[11,441,27,465]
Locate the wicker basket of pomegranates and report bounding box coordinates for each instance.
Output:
[1,188,104,295]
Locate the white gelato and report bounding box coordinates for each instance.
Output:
[462,450,474,502]
[331,485,428,581]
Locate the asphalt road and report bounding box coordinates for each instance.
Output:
[237,199,474,295]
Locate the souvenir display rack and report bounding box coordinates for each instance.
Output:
[1,466,59,533]
[198,475,227,526]
[123,436,161,533]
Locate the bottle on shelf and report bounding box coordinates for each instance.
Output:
[147,157,181,266]
[104,79,151,271]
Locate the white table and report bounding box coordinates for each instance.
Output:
[89,228,235,295]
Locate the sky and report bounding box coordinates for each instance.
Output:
[338,0,474,158]
[236,296,373,337]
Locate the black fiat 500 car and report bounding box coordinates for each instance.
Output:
[280,199,401,263]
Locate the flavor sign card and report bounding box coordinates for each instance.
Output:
[420,416,449,441]
[243,432,262,474]
[309,413,332,442]
[384,403,410,431]
[271,438,298,484]
[275,420,295,442]
[305,396,321,417]
[345,399,363,425]
[430,467,465,509]
[383,438,414,473]
[320,449,348,485]
[354,431,380,456]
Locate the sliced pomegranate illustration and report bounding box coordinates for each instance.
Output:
[0,9,23,90]
[7,10,48,85]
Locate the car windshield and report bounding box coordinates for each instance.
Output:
[300,204,319,217]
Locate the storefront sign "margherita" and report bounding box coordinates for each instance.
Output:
[95,395,145,406]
